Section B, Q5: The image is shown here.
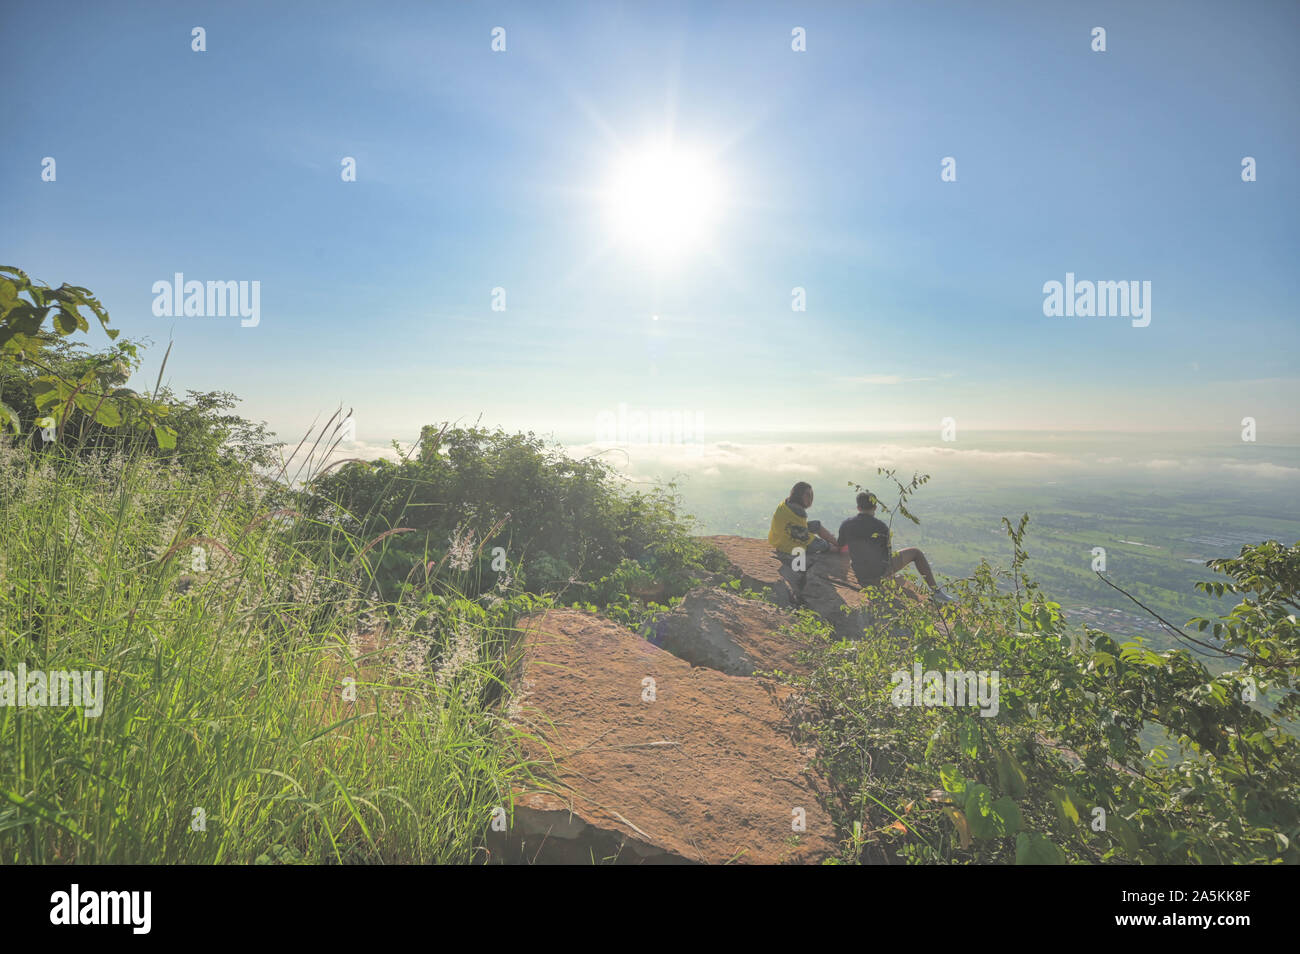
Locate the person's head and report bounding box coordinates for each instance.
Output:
[789,481,814,508]
[856,491,877,514]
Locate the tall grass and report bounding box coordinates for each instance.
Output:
[0,436,538,864]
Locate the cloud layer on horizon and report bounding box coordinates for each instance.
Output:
[561,439,1300,486]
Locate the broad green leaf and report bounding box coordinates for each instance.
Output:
[33,380,66,410]
[965,783,999,839]
[1049,787,1081,826]
[1119,642,1164,666]
[1015,831,1065,865]
[73,391,101,413]
[991,795,1022,835]
[5,303,47,335]
[92,399,122,427]
[1090,650,1117,672]
[940,764,967,803]
[0,400,19,434]
[995,747,1028,799]
[153,423,177,450]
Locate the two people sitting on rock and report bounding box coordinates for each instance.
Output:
[768,481,838,595]
[837,491,952,604]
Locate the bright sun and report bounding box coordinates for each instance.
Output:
[605,144,724,261]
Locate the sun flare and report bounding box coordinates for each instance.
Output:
[605,144,724,260]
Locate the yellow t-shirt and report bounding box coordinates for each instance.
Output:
[768,500,816,556]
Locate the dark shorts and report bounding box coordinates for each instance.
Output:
[851,561,887,588]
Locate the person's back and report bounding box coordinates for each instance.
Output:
[769,497,813,555]
[837,509,891,585]
[837,490,953,603]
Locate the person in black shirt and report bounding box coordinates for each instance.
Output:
[837,491,952,603]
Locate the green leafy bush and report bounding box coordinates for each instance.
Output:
[1,268,277,473]
[304,423,724,602]
[788,521,1300,865]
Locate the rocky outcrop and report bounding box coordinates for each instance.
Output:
[495,607,837,864]
[702,534,874,640]
[697,535,797,607]
[490,535,938,864]
[651,587,807,676]
[799,546,872,640]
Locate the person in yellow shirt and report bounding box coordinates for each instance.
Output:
[769,482,837,598]
[769,482,838,555]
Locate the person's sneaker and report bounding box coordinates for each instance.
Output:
[930,588,955,605]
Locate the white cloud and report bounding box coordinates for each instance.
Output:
[559,440,1300,485]
[562,440,1064,483]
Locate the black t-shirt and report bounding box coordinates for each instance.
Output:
[837,512,891,584]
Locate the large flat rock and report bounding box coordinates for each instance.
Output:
[652,587,810,676]
[496,608,838,864]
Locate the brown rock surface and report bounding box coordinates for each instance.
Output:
[702,534,872,639]
[497,607,837,864]
[652,586,809,676]
[800,546,871,640]
[697,534,797,606]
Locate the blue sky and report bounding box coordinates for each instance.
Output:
[4,0,1297,446]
